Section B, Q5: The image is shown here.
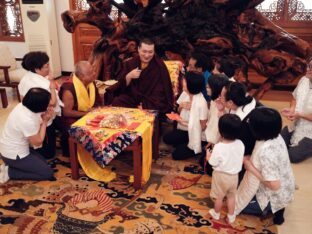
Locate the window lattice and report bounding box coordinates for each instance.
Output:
[0,0,24,41]
[75,0,90,11]
[257,0,312,22]
[289,0,312,21]
[256,0,285,21]
[74,0,125,20]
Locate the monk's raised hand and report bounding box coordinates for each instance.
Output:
[129,67,142,79]
[126,68,142,85]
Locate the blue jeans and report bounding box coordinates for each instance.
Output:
[1,149,54,181]
[242,197,286,225]
[241,197,271,216]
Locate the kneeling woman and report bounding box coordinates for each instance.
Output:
[235,108,295,225]
[0,88,55,183]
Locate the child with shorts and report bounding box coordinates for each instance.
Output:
[206,113,244,223]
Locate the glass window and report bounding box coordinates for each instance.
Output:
[0,0,24,41]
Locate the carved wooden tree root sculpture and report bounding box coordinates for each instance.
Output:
[62,0,311,99]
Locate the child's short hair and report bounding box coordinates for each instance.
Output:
[248,107,282,141]
[218,113,242,140]
[22,87,51,113]
[207,74,230,100]
[185,71,204,95]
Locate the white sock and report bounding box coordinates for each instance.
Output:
[209,209,220,220]
[227,213,236,223]
[0,164,9,184]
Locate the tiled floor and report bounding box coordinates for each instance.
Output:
[0,87,311,233]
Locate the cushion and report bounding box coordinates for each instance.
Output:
[164,60,183,97]
[0,68,27,83]
[0,43,17,71]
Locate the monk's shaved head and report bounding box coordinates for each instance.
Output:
[74,61,95,85]
[74,61,92,78]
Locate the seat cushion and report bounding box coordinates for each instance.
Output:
[0,43,17,71]
[164,60,183,97]
[0,68,27,83]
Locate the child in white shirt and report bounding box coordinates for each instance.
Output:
[163,78,190,147]
[206,113,244,223]
[165,72,209,160]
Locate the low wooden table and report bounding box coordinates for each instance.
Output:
[68,107,159,190]
[69,136,143,190]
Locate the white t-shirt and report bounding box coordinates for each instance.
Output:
[188,93,209,153]
[209,139,244,174]
[18,71,50,96]
[176,91,190,131]
[18,71,62,126]
[291,76,312,145]
[0,103,42,159]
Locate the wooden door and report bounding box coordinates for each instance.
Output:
[70,0,101,63]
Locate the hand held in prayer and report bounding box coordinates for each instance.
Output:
[281,108,294,117]
[50,80,57,90]
[288,112,300,121]
[47,70,54,80]
[41,108,54,123]
[281,108,299,121]
[215,98,225,111]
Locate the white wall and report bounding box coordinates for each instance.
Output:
[5,42,28,59]
[55,0,74,72]
[5,0,74,72]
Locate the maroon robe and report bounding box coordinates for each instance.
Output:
[58,78,102,156]
[111,55,174,113]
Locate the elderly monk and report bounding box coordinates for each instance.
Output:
[110,38,174,114]
[59,61,102,156]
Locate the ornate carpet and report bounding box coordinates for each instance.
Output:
[0,153,277,234]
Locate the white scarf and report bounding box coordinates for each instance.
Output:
[234,98,256,120]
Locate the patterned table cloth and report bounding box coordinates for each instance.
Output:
[68,107,156,183]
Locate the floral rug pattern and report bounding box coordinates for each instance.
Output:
[0,154,277,234]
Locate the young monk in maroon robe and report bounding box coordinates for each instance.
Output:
[110,38,174,114]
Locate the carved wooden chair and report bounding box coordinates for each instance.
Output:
[0,43,27,102]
